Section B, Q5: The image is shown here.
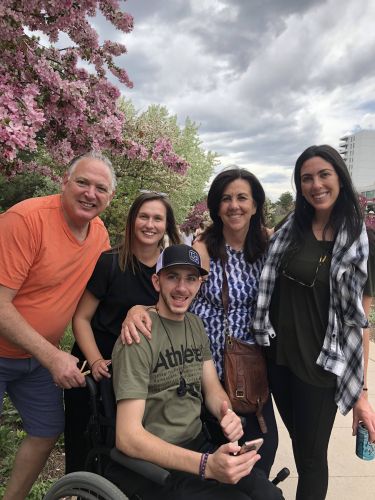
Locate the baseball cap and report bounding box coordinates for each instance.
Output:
[156,244,208,276]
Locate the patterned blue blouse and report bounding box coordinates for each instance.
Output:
[190,245,265,379]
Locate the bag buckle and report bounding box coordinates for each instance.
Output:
[235,390,245,398]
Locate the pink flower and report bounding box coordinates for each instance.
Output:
[1,1,134,175]
[151,138,190,175]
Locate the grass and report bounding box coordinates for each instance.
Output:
[0,326,74,499]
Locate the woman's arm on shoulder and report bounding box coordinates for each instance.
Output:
[120,305,154,345]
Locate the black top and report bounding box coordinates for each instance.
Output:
[71,250,158,361]
[268,229,375,388]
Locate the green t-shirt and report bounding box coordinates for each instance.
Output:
[112,311,212,446]
[268,229,375,388]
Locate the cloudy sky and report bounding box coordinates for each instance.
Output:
[95,0,375,200]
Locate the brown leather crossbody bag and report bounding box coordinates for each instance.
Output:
[221,260,269,433]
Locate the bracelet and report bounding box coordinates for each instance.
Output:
[199,452,209,480]
[90,358,104,369]
[363,387,368,391]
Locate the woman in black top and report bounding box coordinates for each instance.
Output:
[64,192,180,473]
[254,145,375,500]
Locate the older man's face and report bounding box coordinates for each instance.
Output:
[61,158,114,229]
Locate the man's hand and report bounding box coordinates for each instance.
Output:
[205,442,259,484]
[352,393,375,443]
[120,305,153,345]
[219,401,244,443]
[47,350,86,389]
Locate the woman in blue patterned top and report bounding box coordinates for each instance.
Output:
[190,167,278,477]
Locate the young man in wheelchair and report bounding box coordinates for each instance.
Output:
[109,244,283,500]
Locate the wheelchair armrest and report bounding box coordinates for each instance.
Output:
[85,375,101,419]
[85,375,98,398]
[110,448,170,486]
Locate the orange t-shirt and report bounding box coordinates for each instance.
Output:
[0,194,110,358]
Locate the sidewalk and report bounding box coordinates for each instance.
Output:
[270,342,375,499]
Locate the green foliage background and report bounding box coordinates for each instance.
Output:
[102,101,217,243]
[0,100,217,246]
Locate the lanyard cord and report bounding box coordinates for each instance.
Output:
[156,308,188,397]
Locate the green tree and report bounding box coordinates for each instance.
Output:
[278,191,294,213]
[272,191,295,224]
[1,99,217,244]
[264,197,276,228]
[102,101,217,242]
[0,174,59,213]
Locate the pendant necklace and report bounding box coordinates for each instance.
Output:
[156,308,188,397]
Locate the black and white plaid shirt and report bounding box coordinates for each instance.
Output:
[253,214,369,415]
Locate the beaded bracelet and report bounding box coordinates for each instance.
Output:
[199,452,209,480]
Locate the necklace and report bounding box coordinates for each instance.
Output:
[282,253,328,288]
[156,308,189,397]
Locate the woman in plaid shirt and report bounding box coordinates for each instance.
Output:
[253,145,375,500]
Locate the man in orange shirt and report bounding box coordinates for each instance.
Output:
[0,152,116,500]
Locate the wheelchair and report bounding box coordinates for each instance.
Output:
[44,375,289,499]
[44,471,127,499]
[45,375,171,499]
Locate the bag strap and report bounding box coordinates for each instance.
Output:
[221,258,233,340]
[221,258,229,316]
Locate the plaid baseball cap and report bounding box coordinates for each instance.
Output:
[156,244,208,276]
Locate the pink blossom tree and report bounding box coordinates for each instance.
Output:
[180,199,209,233]
[119,100,191,185]
[359,195,375,230]
[99,101,216,240]
[0,0,134,177]
[367,214,375,230]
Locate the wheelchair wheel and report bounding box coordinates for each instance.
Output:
[44,471,128,499]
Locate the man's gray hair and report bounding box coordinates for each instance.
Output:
[67,151,117,191]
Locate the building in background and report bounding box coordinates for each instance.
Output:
[339,130,375,189]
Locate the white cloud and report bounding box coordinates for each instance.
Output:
[98,0,375,200]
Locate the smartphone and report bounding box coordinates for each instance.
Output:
[239,438,264,455]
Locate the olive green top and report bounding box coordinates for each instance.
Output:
[112,312,212,445]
